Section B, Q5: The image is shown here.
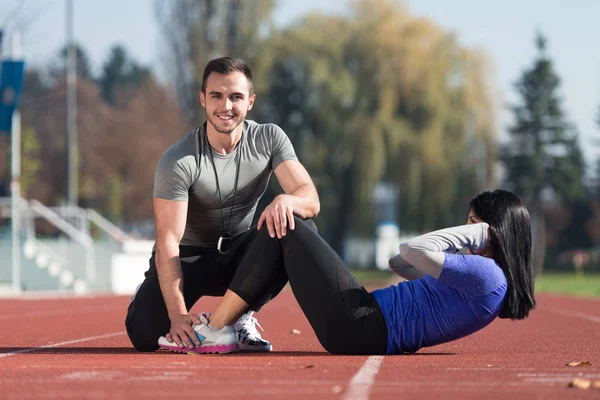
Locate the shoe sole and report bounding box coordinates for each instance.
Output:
[239,343,273,352]
[159,343,239,354]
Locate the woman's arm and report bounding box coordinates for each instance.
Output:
[388,253,426,280]
[398,223,489,279]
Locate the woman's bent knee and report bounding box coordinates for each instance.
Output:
[292,216,318,233]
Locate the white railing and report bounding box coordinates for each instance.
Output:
[86,209,132,242]
[46,206,132,243]
[1,197,103,293]
[28,200,95,284]
[0,197,28,208]
[1,198,133,244]
[20,237,83,290]
[28,201,94,247]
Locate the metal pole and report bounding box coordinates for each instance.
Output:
[10,31,22,294]
[66,0,78,210]
[82,209,95,286]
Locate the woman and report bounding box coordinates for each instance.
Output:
[158,189,536,354]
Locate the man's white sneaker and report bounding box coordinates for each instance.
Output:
[158,312,239,354]
[234,311,273,352]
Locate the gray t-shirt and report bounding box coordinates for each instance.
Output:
[153,120,298,248]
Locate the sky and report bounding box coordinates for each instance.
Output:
[2,0,600,172]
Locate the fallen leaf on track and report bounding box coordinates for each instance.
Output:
[304,365,315,369]
[566,361,592,367]
[332,385,344,394]
[569,378,591,389]
[290,329,301,335]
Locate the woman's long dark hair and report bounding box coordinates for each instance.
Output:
[470,190,536,320]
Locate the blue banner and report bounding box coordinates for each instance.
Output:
[0,60,26,135]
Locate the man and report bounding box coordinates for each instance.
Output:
[125,57,320,352]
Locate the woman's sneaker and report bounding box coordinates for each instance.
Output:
[158,312,239,354]
[234,311,273,352]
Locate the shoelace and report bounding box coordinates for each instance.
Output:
[241,316,264,339]
[192,312,211,329]
[200,312,211,325]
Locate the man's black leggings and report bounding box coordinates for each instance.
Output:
[279,216,389,355]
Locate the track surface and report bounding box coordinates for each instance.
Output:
[0,291,599,399]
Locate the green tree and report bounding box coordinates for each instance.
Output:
[502,33,587,275]
[105,174,124,223]
[99,45,151,105]
[343,2,497,233]
[50,43,94,82]
[154,0,275,124]
[596,106,600,193]
[261,0,496,252]
[20,128,41,197]
[13,69,53,201]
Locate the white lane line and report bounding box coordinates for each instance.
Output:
[0,305,121,320]
[344,356,384,400]
[547,307,600,323]
[0,331,125,358]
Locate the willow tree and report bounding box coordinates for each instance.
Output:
[345,0,496,232]
[261,13,359,249]
[262,0,497,251]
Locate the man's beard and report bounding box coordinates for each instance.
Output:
[206,111,245,134]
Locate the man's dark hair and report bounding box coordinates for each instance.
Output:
[201,57,254,95]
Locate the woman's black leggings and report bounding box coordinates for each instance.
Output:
[233,216,388,355]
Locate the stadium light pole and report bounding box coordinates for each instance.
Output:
[66,0,78,213]
[10,31,22,294]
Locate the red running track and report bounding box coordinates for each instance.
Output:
[0,291,599,399]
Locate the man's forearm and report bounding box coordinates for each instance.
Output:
[155,244,187,319]
[287,185,320,218]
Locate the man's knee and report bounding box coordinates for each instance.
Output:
[130,335,160,352]
[125,301,165,352]
[125,318,161,352]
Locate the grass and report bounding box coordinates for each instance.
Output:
[349,268,600,297]
[349,268,396,285]
[535,272,600,297]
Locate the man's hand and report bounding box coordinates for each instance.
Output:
[257,194,296,238]
[165,313,200,349]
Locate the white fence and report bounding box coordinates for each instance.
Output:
[0,197,147,295]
